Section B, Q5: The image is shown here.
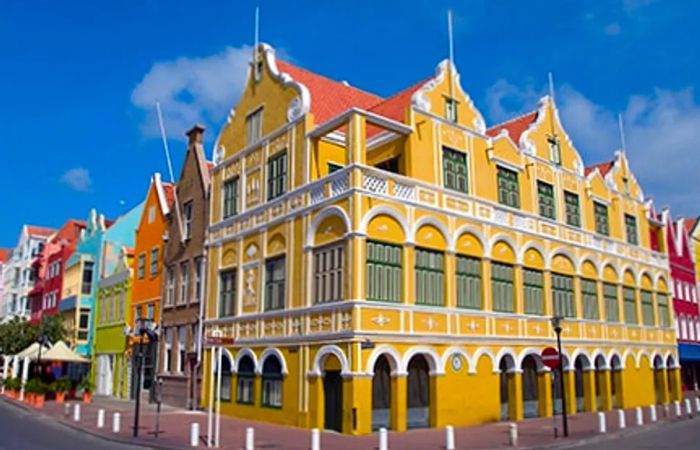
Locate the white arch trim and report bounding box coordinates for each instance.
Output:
[305,205,351,248]
[620,264,636,284]
[655,273,670,292]
[570,348,593,369]
[453,225,490,257]
[578,255,600,277]
[413,216,453,251]
[519,241,549,269]
[549,247,579,273]
[213,348,235,372]
[309,344,351,377]
[365,345,403,376]
[651,351,666,369]
[621,349,636,368]
[440,346,474,375]
[637,269,654,287]
[607,350,625,370]
[635,350,652,369]
[488,234,520,264]
[599,259,621,281]
[665,351,680,369]
[517,347,546,372]
[591,349,609,370]
[472,347,497,374]
[359,205,411,243]
[400,346,443,376]
[256,347,289,376]
[233,347,258,374]
[494,347,518,374]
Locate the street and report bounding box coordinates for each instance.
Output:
[0,400,147,450]
[573,419,700,450]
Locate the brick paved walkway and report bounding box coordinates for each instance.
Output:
[2,392,698,449]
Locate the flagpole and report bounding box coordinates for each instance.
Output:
[447,10,454,99]
[155,101,185,242]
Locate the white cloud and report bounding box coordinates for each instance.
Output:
[131,46,254,140]
[60,167,92,192]
[485,81,700,215]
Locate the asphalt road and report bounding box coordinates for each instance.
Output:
[573,418,700,450]
[0,400,147,450]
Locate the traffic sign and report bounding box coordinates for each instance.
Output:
[541,347,560,369]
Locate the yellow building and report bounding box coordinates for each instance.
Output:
[202,44,680,435]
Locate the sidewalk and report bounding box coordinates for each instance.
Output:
[2,393,697,449]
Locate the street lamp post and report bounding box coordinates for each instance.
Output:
[132,318,158,438]
[36,335,48,378]
[551,316,568,437]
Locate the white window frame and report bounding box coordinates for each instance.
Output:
[246,107,263,146]
[164,328,173,373]
[150,247,159,276]
[180,262,189,305]
[178,327,186,374]
[183,202,193,240]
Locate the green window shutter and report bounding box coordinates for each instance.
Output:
[442,147,469,194]
[491,262,514,313]
[265,257,286,310]
[537,181,556,220]
[523,269,544,315]
[552,273,575,318]
[223,178,239,219]
[657,293,669,327]
[564,191,581,227]
[267,152,287,200]
[594,202,609,236]
[366,241,402,303]
[497,167,520,208]
[581,279,599,320]
[641,290,654,326]
[623,286,637,324]
[603,283,619,322]
[415,248,444,306]
[625,214,638,245]
[456,255,482,309]
[219,270,236,317]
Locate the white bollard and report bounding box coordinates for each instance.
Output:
[664,404,670,418]
[648,405,657,422]
[597,412,606,433]
[445,425,455,450]
[112,413,121,433]
[73,404,81,422]
[617,409,626,429]
[190,423,199,447]
[508,423,518,447]
[97,409,105,428]
[675,400,682,417]
[635,407,643,426]
[379,427,388,450]
[64,403,71,418]
[685,398,693,418]
[245,427,255,450]
[311,428,320,450]
[695,397,700,413]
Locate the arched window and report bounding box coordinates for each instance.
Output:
[216,353,232,402]
[236,355,255,404]
[261,355,283,408]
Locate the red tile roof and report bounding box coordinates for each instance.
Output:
[0,249,10,263]
[486,111,539,144]
[684,217,699,235]
[162,183,176,207]
[585,161,614,177]
[276,60,383,126]
[206,162,215,173]
[26,225,56,238]
[369,79,428,123]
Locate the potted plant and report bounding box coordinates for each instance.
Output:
[4,378,21,399]
[52,378,71,403]
[25,378,49,408]
[2,378,15,398]
[78,377,92,403]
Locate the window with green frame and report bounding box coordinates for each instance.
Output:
[415,248,444,306]
[603,283,619,322]
[641,290,654,326]
[497,167,520,208]
[625,214,638,245]
[442,147,469,194]
[552,273,576,318]
[623,286,637,324]
[548,136,562,165]
[267,151,288,200]
[537,181,556,220]
[366,241,402,302]
[218,269,236,318]
[223,177,239,219]
[491,262,514,312]
[581,279,599,320]
[445,97,458,122]
[594,201,609,235]
[264,256,286,311]
[564,191,581,227]
[523,269,544,315]
[657,293,669,327]
[456,255,481,309]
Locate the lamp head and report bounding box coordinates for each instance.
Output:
[550,316,563,333]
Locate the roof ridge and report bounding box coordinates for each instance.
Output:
[487,109,538,131]
[278,59,383,100]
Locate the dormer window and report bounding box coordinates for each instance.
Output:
[254,59,263,82]
[548,135,561,165]
[246,107,263,146]
[622,176,630,194]
[445,97,458,123]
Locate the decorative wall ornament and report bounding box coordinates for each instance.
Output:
[244,268,257,307]
[451,354,463,372]
[287,96,303,122]
[371,313,391,327]
[467,319,480,331]
[214,145,225,164]
[246,244,258,258]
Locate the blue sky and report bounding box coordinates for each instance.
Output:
[1,0,699,248]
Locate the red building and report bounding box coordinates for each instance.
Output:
[28,220,86,324]
[659,210,700,390]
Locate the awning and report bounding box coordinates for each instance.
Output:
[15,342,51,361]
[678,343,700,363]
[41,341,89,363]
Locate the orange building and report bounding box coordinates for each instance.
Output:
[130,173,174,391]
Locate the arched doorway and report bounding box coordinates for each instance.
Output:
[574,356,587,412]
[594,355,607,410]
[261,355,282,408]
[552,355,569,415]
[372,356,392,430]
[321,355,343,432]
[653,355,664,404]
[666,355,677,401]
[499,354,516,420]
[610,355,622,408]
[522,355,539,418]
[235,355,255,404]
[406,355,430,429]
